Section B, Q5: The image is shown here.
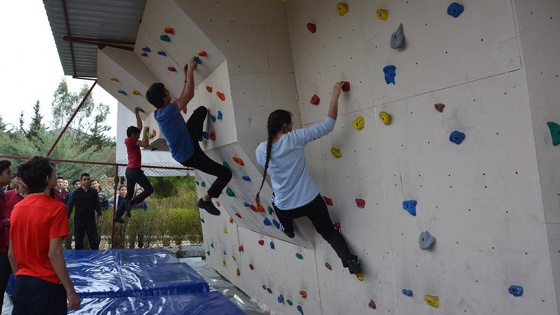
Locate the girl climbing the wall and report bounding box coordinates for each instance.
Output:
[255,81,362,275]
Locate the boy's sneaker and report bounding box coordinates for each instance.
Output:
[124,201,132,213]
[282,227,295,238]
[197,198,221,216]
[113,216,125,224]
[125,210,132,218]
[346,256,362,274]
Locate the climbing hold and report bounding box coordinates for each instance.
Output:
[210,130,216,141]
[167,66,176,72]
[323,196,333,206]
[206,86,213,93]
[435,103,445,112]
[226,188,235,197]
[368,299,377,309]
[232,255,236,262]
[287,300,293,306]
[198,50,207,57]
[295,92,300,102]
[341,81,351,92]
[193,56,202,64]
[402,200,417,216]
[242,175,251,181]
[310,94,320,105]
[164,27,174,34]
[206,250,210,256]
[379,111,391,125]
[235,213,242,218]
[257,203,265,212]
[424,295,439,308]
[262,285,267,290]
[249,204,257,212]
[263,218,272,226]
[306,23,317,33]
[296,253,304,260]
[133,90,142,96]
[249,264,255,270]
[272,219,280,229]
[447,2,464,18]
[508,285,524,297]
[299,290,307,299]
[267,288,273,294]
[223,227,228,234]
[223,161,230,169]
[356,273,365,281]
[118,90,127,96]
[217,111,223,120]
[202,131,210,140]
[402,289,413,297]
[232,156,245,166]
[267,206,274,215]
[449,130,466,145]
[110,77,120,82]
[547,122,560,146]
[336,2,349,16]
[419,230,436,250]
[210,114,216,123]
[258,240,265,246]
[160,34,171,42]
[355,198,366,208]
[376,9,388,21]
[229,217,233,224]
[200,218,205,223]
[157,51,167,56]
[390,23,405,49]
[278,294,285,303]
[331,147,342,158]
[238,245,244,252]
[210,242,214,248]
[334,222,341,230]
[270,241,275,249]
[325,262,332,270]
[236,268,240,276]
[141,52,148,57]
[352,116,365,130]
[217,91,226,101]
[383,65,397,84]
[216,201,220,207]
[141,47,151,53]
[150,129,157,139]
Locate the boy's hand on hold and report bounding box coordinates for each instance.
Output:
[332,81,344,99]
[184,57,197,73]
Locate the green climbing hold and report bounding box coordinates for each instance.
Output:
[223,161,230,169]
[267,287,273,294]
[267,206,273,215]
[200,218,205,223]
[547,122,560,146]
[194,56,202,64]
[287,300,293,306]
[210,114,216,122]
[210,242,214,248]
[296,253,304,260]
[160,34,171,42]
[206,251,210,256]
[201,181,206,187]
[226,188,235,197]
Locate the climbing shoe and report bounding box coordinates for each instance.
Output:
[346,256,362,274]
[282,227,295,238]
[113,216,125,224]
[197,198,221,216]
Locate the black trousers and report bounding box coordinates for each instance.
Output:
[181,106,232,198]
[115,168,154,217]
[274,194,354,265]
[74,219,99,250]
[0,252,12,310]
[12,276,67,315]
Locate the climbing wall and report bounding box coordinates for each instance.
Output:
[99,0,560,314]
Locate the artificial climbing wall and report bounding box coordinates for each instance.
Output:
[98,0,560,314]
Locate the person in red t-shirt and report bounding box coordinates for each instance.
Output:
[0,160,12,311]
[8,156,80,313]
[113,107,154,223]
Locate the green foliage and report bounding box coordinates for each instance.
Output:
[150,176,197,200]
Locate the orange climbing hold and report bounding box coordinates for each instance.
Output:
[198,50,207,57]
[217,91,226,101]
[164,27,174,34]
[206,86,213,93]
[299,291,307,299]
[257,203,265,212]
[232,156,245,166]
[210,130,216,141]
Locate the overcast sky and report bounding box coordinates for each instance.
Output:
[0,2,117,137]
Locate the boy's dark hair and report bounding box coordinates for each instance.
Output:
[57,176,64,180]
[127,126,141,137]
[73,179,80,185]
[80,173,90,179]
[146,83,165,108]
[18,156,55,194]
[0,160,11,174]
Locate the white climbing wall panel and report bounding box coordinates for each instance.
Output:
[100,0,560,313]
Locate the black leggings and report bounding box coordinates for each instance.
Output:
[116,168,154,217]
[181,106,232,198]
[274,194,354,265]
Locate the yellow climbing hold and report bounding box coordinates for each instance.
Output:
[379,111,391,125]
[222,260,226,267]
[110,77,120,82]
[132,90,141,96]
[223,227,228,234]
[352,116,365,130]
[330,147,342,158]
[424,295,439,308]
[336,2,349,16]
[355,273,365,281]
[295,92,300,102]
[376,9,389,21]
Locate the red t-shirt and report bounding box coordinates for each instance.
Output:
[9,194,69,284]
[3,189,24,250]
[125,136,141,169]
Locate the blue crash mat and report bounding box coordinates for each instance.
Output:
[69,291,245,315]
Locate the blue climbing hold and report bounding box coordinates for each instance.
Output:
[278,294,284,303]
[242,175,251,181]
[402,289,413,297]
[263,218,272,226]
[141,47,151,53]
[402,200,417,216]
[449,130,466,144]
[270,241,275,249]
[202,131,210,140]
[272,219,281,229]
[297,305,304,315]
[390,23,404,49]
[447,2,464,18]
[383,65,396,84]
[243,202,250,207]
[508,285,523,297]
[419,230,436,250]
[217,111,223,120]
[547,122,560,146]
[157,51,167,56]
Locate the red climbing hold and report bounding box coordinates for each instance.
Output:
[250,264,255,270]
[238,245,244,252]
[325,262,332,270]
[198,50,208,57]
[299,291,307,299]
[210,130,216,141]
[216,201,221,207]
[229,217,233,223]
[342,81,351,92]
[435,103,445,112]
[323,196,333,206]
[235,212,242,218]
[258,240,265,246]
[141,52,148,57]
[249,204,258,212]
[306,23,317,33]
[355,198,366,208]
[335,222,341,230]
[369,299,377,309]
[206,86,213,93]
[310,94,320,105]
[167,66,176,72]
[232,156,245,166]
[164,27,174,34]
[236,268,241,276]
[217,91,226,101]
[262,285,266,290]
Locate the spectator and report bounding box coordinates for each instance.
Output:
[0,160,12,311]
[91,179,109,211]
[52,176,67,203]
[66,173,102,250]
[62,179,69,192]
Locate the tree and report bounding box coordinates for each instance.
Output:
[0,115,6,132]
